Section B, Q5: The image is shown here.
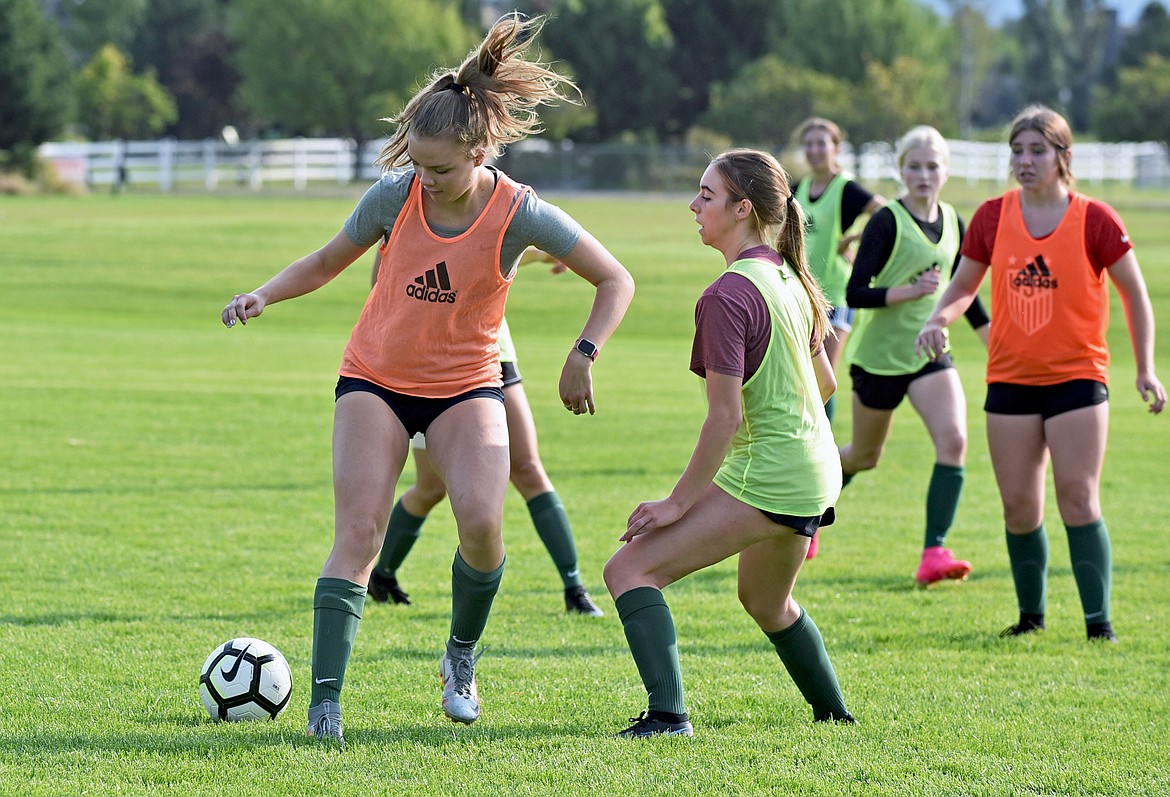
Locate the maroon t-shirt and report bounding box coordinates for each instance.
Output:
[691,246,818,383]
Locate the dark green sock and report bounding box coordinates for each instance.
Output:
[1065,518,1112,625]
[527,491,582,589]
[1006,525,1048,615]
[766,607,850,722]
[374,499,426,578]
[924,463,964,549]
[824,393,837,424]
[615,586,686,715]
[841,470,854,489]
[449,550,504,649]
[310,578,366,707]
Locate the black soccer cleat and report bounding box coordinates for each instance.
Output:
[1000,613,1045,637]
[564,585,604,616]
[368,571,411,605]
[1087,622,1118,643]
[616,710,693,738]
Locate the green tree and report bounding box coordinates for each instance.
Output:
[130,0,240,138]
[660,0,786,138]
[539,0,677,140]
[1094,53,1170,143]
[227,0,475,145]
[0,0,74,173]
[778,0,953,85]
[1117,2,1170,68]
[700,57,854,147]
[75,44,177,139]
[847,55,956,142]
[57,0,150,62]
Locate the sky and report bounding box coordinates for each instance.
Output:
[917,0,1162,26]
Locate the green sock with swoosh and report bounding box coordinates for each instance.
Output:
[527,491,582,589]
[310,578,366,707]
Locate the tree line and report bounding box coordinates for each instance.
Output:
[4,0,1170,177]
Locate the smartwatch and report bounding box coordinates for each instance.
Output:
[572,338,599,361]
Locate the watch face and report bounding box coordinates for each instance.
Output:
[575,339,598,359]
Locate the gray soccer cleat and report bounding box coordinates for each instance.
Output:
[306,700,345,747]
[439,646,484,724]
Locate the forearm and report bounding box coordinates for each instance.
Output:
[255,253,338,306]
[668,413,737,513]
[576,271,635,347]
[1122,291,1158,376]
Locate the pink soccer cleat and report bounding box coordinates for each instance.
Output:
[915,546,971,586]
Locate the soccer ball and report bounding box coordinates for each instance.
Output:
[199,637,292,722]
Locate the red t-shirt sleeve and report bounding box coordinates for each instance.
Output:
[960,193,1131,274]
[960,197,1002,264]
[1085,199,1133,272]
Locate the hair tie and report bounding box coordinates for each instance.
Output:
[786,192,797,206]
[446,81,464,94]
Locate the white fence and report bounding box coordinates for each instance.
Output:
[38,137,1170,192]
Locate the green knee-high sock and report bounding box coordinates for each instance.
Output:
[527,491,582,589]
[310,578,366,707]
[1065,518,1112,625]
[615,586,686,716]
[924,463,964,549]
[766,607,851,722]
[824,393,837,424]
[374,499,426,578]
[1006,525,1048,615]
[449,550,504,649]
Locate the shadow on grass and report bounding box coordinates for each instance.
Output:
[0,719,606,756]
[0,481,321,496]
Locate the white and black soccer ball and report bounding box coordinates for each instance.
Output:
[199,637,292,722]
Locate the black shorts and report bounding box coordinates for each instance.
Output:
[984,379,1108,420]
[850,356,954,411]
[335,376,504,437]
[501,360,522,388]
[758,506,836,538]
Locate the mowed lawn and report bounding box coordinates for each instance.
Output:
[1,183,1168,796]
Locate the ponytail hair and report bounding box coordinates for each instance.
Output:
[710,149,832,349]
[377,13,580,168]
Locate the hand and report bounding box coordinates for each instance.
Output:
[222,293,265,328]
[621,498,684,542]
[558,353,595,415]
[1137,372,1166,414]
[913,266,941,298]
[915,320,948,360]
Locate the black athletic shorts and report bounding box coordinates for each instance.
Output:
[984,379,1108,420]
[501,360,522,388]
[335,376,504,437]
[850,355,954,411]
[758,506,836,538]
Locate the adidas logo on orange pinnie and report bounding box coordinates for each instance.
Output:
[1012,255,1059,291]
[1006,254,1056,335]
[406,261,458,303]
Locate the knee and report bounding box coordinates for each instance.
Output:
[408,481,447,511]
[603,549,649,599]
[1001,501,1042,533]
[935,429,967,464]
[336,515,385,565]
[455,508,502,543]
[739,590,797,631]
[509,457,549,497]
[1055,482,1100,526]
[844,447,881,473]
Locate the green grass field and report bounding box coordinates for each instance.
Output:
[2,183,1168,796]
